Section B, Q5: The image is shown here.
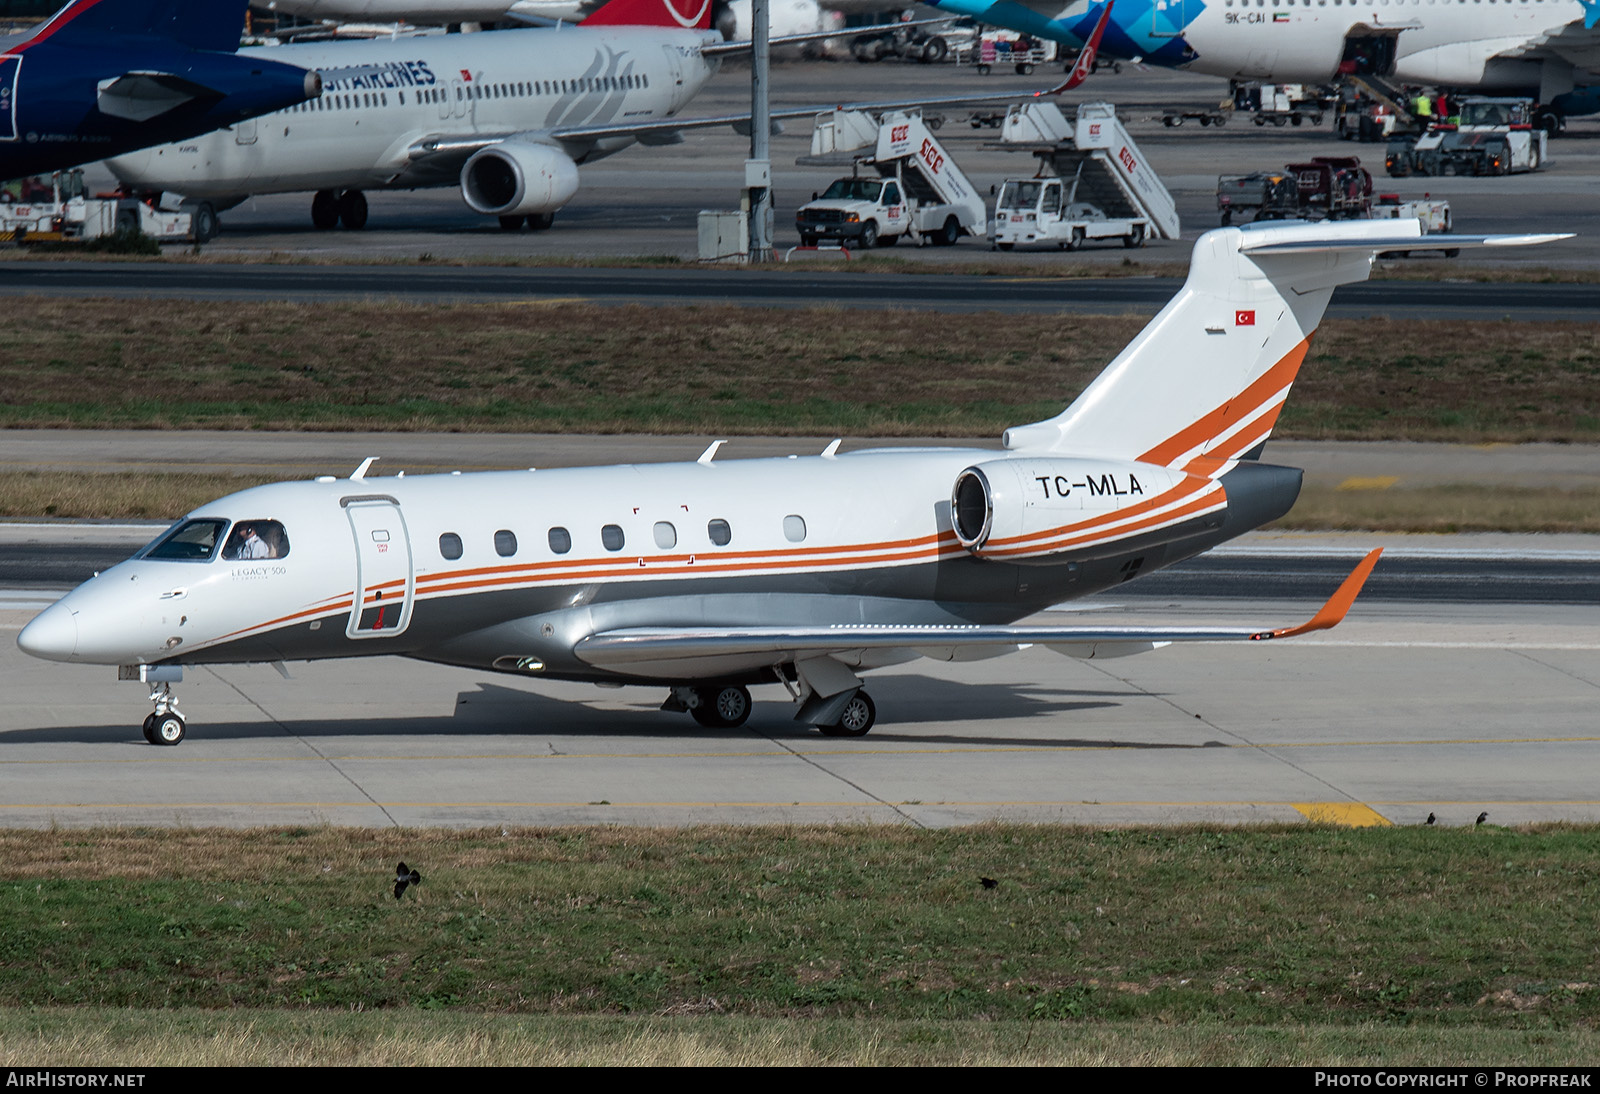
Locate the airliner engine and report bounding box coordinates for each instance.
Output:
[460,139,581,216]
[950,458,1226,563]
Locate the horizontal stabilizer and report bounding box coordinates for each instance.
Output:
[1242,233,1572,255]
[96,72,219,122]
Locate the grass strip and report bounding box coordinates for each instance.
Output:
[0,824,1596,1039]
[3,471,1596,534]
[0,301,1596,440]
[3,1011,1598,1066]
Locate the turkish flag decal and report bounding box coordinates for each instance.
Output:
[1235,310,1256,326]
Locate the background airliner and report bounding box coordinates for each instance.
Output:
[16,219,1563,746]
[927,0,1600,128]
[0,0,321,178]
[105,0,1098,232]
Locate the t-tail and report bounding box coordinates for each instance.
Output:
[584,0,715,29]
[1001,220,1570,474]
[15,0,253,54]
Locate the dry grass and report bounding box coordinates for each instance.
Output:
[0,299,1596,439]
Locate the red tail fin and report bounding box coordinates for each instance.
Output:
[585,0,713,29]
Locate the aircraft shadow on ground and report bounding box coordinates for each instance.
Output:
[12,676,1216,751]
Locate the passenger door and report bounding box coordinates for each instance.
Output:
[344,495,414,639]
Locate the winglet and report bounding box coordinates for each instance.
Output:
[1036,1,1114,97]
[1253,548,1382,640]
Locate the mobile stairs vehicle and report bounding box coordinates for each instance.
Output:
[795,109,986,248]
[988,101,1179,249]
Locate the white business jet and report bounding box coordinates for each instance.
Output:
[17,219,1565,745]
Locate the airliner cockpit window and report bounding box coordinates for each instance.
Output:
[141,518,229,562]
[221,520,291,561]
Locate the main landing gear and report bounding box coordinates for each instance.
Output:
[662,684,878,736]
[140,682,186,746]
[311,189,369,230]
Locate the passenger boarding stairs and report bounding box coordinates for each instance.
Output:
[992,101,1180,241]
[802,108,987,234]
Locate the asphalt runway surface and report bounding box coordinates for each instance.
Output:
[3,261,1596,319]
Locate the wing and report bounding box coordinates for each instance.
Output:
[1493,14,1600,74]
[95,72,223,122]
[574,549,1381,677]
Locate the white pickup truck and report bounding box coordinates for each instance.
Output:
[991,177,1148,251]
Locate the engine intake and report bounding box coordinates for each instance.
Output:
[951,457,1226,562]
[460,140,580,216]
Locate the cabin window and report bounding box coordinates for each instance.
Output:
[783,515,807,543]
[222,520,290,561]
[548,527,572,554]
[601,524,625,551]
[708,519,732,546]
[653,522,677,549]
[494,529,518,557]
[439,532,463,560]
[141,518,229,562]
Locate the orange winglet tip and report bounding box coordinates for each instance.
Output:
[1252,547,1383,640]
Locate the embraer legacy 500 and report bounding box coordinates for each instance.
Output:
[18,219,1562,746]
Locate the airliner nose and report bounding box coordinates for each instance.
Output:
[17,601,76,661]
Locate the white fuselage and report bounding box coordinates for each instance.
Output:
[1179,0,1580,87]
[104,24,720,199]
[17,445,1248,680]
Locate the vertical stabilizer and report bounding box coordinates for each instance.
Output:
[584,0,715,29]
[19,1,251,54]
[1002,219,1415,473]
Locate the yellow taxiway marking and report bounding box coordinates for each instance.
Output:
[1334,476,1400,491]
[1291,802,1391,827]
[4,734,1600,767]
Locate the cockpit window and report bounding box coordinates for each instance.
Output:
[221,520,290,561]
[141,518,229,562]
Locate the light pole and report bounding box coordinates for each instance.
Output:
[746,0,773,262]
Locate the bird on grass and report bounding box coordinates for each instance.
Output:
[394,861,422,899]
[1426,813,1436,826]
[1476,812,1489,826]
[980,877,998,890]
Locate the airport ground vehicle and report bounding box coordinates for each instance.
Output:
[0,170,201,244]
[1384,98,1547,177]
[1216,157,1371,225]
[849,20,957,64]
[1232,82,1334,127]
[795,111,985,247]
[988,101,1179,245]
[1370,193,1457,255]
[991,181,1147,250]
[953,31,1055,75]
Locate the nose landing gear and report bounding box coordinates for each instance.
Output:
[140,683,186,745]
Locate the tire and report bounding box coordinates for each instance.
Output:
[1254,116,1266,127]
[1213,115,1226,128]
[1122,224,1144,249]
[689,685,751,728]
[1272,115,1286,127]
[996,241,1013,251]
[498,214,525,231]
[1291,113,1303,127]
[859,221,878,248]
[191,202,218,244]
[1163,116,1176,127]
[1529,146,1541,171]
[528,212,555,231]
[1199,115,1211,127]
[820,691,876,737]
[1067,226,1085,251]
[311,189,339,230]
[1311,114,1323,126]
[1220,210,1232,226]
[799,232,817,247]
[879,233,898,247]
[338,189,368,230]
[151,713,185,746]
[936,216,959,246]
[141,713,157,745]
[921,37,947,64]
[1016,63,1033,75]
[1443,248,1460,259]
[926,115,942,131]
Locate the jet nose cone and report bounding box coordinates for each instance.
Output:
[17,601,76,661]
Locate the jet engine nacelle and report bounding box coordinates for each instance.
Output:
[1395,42,1542,90]
[951,458,1225,563]
[460,140,581,217]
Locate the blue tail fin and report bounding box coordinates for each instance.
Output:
[28,0,250,54]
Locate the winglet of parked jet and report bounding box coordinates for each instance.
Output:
[1252,549,1383,641]
[1036,0,1113,96]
